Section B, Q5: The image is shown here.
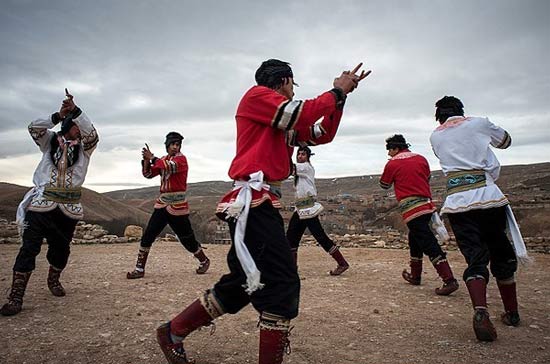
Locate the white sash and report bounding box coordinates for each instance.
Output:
[226,171,268,294]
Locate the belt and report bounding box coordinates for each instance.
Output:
[446,170,486,195]
[43,187,82,204]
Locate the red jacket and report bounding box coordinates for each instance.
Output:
[380,150,435,222]
[143,152,190,215]
[218,85,344,214]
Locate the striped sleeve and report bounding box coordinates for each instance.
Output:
[486,118,512,149]
[272,100,304,130]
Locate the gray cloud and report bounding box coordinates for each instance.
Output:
[1,0,549,191]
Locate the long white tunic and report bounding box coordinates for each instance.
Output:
[430,116,511,214]
[19,111,98,221]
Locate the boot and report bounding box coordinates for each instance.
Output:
[259,312,291,364]
[193,248,210,275]
[0,271,32,316]
[127,247,149,279]
[329,247,349,276]
[433,258,459,296]
[156,322,193,364]
[497,279,520,326]
[473,309,497,342]
[467,278,497,341]
[402,257,422,285]
[47,266,66,297]
[158,297,222,363]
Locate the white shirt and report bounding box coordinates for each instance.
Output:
[430,116,511,214]
[293,162,323,219]
[24,112,98,219]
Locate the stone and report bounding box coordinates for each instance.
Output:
[124,225,143,238]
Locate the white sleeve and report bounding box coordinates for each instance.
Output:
[74,111,99,156]
[28,115,57,152]
[485,117,511,149]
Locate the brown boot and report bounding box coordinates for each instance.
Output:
[1,271,32,316]
[402,257,422,285]
[193,248,210,275]
[127,247,149,279]
[158,294,223,363]
[329,247,349,276]
[466,278,497,341]
[156,322,194,364]
[259,312,291,364]
[497,278,520,326]
[47,266,66,297]
[433,258,459,296]
[473,309,497,342]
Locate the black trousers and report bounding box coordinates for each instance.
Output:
[14,208,78,272]
[447,206,517,282]
[140,208,200,253]
[213,203,300,319]
[286,212,336,252]
[406,213,446,260]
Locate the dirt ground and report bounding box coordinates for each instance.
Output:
[0,243,549,364]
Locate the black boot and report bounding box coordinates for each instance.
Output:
[127,247,150,279]
[47,266,66,297]
[1,271,32,316]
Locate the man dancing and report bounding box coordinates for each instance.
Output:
[127,132,210,279]
[286,146,350,275]
[1,89,98,316]
[156,59,370,364]
[430,96,522,341]
[379,134,458,295]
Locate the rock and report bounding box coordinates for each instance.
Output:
[124,225,143,238]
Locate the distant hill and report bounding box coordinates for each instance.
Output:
[1,162,549,238]
[0,182,150,236]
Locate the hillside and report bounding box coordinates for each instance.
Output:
[2,162,549,238]
[0,182,150,236]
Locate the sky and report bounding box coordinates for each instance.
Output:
[1,0,549,192]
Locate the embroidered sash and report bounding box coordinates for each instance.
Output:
[158,192,187,205]
[398,196,431,214]
[446,170,486,195]
[43,187,82,203]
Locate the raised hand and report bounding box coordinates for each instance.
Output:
[59,88,77,118]
[142,143,154,161]
[333,63,372,94]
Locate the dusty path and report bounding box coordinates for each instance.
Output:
[0,243,549,364]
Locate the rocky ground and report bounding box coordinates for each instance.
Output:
[0,243,549,364]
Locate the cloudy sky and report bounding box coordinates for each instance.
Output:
[1,0,549,192]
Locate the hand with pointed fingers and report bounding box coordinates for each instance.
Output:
[333,63,372,94]
[59,88,77,118]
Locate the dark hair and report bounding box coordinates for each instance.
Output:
[385,134,410,150]
[255,59,294,90]
[297,145,314,159]
[435,96,464,123]
[164,131,184,147]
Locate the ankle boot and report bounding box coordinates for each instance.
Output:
[432,258,459,296]
[329,247,349,276]
[127,247,150,279]
[497,278,520,326]
[193,248,210,275]
[466,278,497,341]
[47,266,66,297]
[259,312,291,364]
[1,271,32,316]
[158,295,223,363]
[402,257,422,285]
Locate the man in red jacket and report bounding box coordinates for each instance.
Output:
[380,134,458,296]
[126,132,210,279]
[156,59,370,364]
